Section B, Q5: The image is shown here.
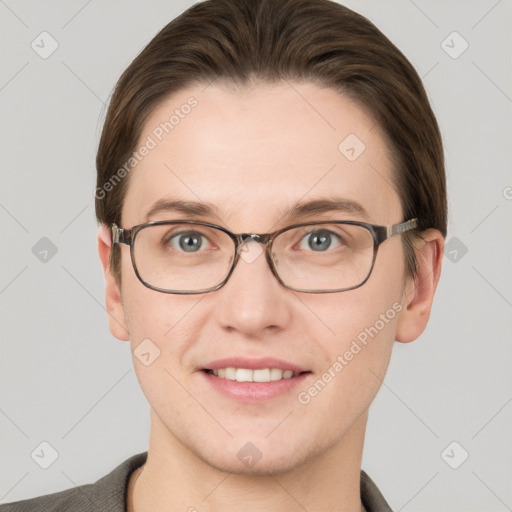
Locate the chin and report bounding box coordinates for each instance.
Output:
[198,446,311,476]
[188,430,328,477]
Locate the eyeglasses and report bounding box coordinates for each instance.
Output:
[111,218,417,294]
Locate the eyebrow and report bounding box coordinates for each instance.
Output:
[145,197,370,224]
[280,197,370,223]
[145,198,220,220]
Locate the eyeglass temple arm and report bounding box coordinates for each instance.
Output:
[111,224,130,245]
[386,218,418,239]
[374,218,418,244]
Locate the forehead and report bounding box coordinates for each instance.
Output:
[122,80,402,229]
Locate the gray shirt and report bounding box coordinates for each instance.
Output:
[0,452,393,511]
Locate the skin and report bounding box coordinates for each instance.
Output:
[97,80,443,512]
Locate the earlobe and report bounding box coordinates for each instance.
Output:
[97,225,130,342]
[395,229,444,343]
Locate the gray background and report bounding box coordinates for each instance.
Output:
[1,1,511,510]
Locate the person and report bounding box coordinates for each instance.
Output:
[1,0,445,510]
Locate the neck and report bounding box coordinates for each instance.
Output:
[128,410,368,512]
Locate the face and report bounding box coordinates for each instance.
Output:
[101,80,427,475]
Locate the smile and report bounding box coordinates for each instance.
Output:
[205,367,303,382]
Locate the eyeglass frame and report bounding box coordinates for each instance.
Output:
[111,218,418,294]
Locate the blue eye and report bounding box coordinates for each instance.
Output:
[299,229,344,252]
[167,231,208,252]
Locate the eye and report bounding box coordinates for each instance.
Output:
[165,230,210,253]
[298,229,344,252]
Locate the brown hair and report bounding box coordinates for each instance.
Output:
[96,0,446,283]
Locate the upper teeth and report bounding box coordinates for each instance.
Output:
[210,368,298,382]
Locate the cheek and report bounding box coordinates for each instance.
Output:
[307,256,404,354]
[294,294,399,433]
[119,260,209,355]
[295,251,405,401]
[120,284,199,411]
[317,292,400,375]
[119,248,189,340]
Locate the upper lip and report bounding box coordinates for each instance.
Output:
[201,357,310,373]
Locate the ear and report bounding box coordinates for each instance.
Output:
[395,229,444,343]
[97,225,130,341]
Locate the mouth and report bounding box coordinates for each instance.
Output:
[202,367,308,382]
[199,358,313,403]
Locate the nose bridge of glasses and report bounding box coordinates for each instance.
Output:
[234,233,273,263]
[236,233,268,248]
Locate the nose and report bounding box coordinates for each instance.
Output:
[215,239,292,336]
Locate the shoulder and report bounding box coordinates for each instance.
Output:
[0,452,147,512]
[0,485,93,512]
[360,469,394,512]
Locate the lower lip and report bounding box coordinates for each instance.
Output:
[201,370,311,403]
